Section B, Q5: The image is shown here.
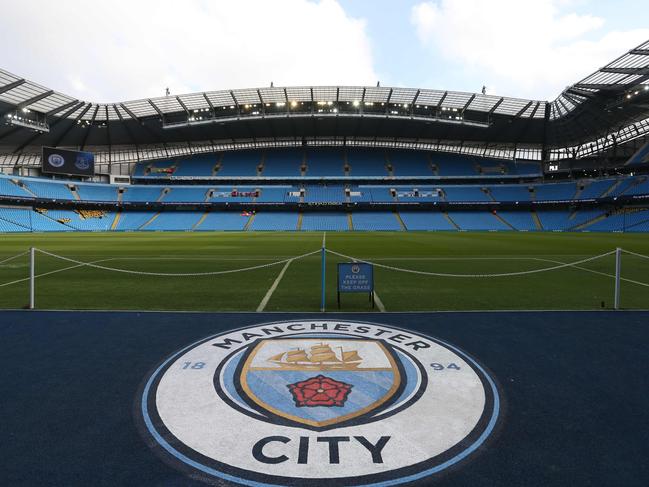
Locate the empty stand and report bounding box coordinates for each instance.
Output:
[195,212,250,230]
[346,149,388,176]
[304,185,345,203]
[352,212,401,231]
[300,212,349,231]
[305,149,345,176]
[389,151,433,176]
[399,211,456,230]
[249,212,298,231]
[448,211,510,230]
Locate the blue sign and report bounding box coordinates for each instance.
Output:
[338,262,374,293]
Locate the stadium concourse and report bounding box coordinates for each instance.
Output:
[1,39,649,487]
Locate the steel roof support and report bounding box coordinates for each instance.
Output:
[17,90,55,110]
[80,105,100,150]
[45,99,80,117]
[114,104,139,152]
[202,92,216,118]
[120,103,167,148]
[514,100,533,118]
[488,97,504,114]
[600,67,649,76]
[437,91,448,112]
[49,103,92,148]
[147,99,165,122]
[7,101,86,150]
[175,96,190,115]
[229,90,241,117]
[105,106,111,167]
[0,79,26,95]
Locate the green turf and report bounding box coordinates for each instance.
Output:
[1,231,648,311]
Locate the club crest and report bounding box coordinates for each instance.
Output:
[139,320,500,486]
[239,339,402,429]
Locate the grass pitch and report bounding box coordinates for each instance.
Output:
[1,231,648,312]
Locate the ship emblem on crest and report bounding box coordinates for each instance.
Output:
[239,338,402,429]
[268,342,363,370]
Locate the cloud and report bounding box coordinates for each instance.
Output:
[0,0,377,103]
[410,0,649,99]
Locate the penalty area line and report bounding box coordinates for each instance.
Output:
[257,258,294,312]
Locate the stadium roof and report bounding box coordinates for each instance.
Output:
[0,74,546,122]
[1,39,648,158]
[550,39,649,120]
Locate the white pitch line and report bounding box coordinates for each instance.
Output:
[373,291,386,312]
[532,257,649,288]
[322,231,326,248]
[257,258,294,312]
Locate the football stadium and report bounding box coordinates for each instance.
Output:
[1,4,648,486]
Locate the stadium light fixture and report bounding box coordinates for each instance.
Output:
[290,101,297,108]
[352,100,360,107]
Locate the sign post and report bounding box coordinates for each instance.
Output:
[337,262,374,309]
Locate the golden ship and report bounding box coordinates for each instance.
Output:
[268,343,362,370]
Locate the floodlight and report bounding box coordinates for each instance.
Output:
[352,100,360,107]
[290,101,297,108]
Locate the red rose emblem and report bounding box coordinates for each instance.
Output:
[287,375,352,407]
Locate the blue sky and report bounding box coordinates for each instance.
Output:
[1,0,647,102]
[340,0,649,98]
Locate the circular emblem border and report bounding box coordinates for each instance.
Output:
[47,153,65,167]
[138,320,501,486]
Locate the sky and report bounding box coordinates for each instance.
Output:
[0,0,647,103]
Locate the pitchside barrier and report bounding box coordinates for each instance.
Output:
[1,246,648,311]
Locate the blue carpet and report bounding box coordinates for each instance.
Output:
[0,311,647,486]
